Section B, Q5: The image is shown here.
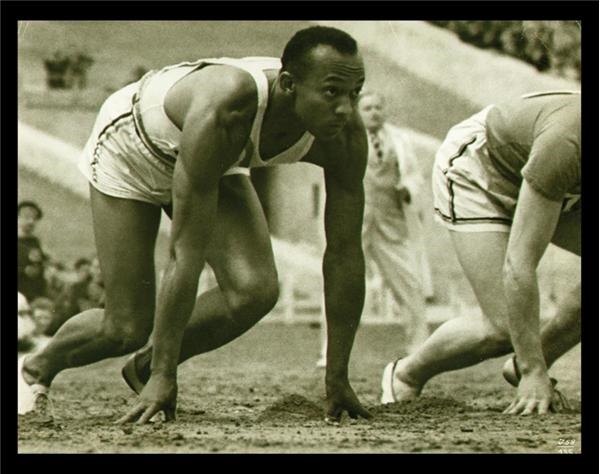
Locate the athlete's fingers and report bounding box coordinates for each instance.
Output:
[116,403,145,424]
[346,401,371,420]
[163,405,176,422]
[502,400,517,414]
[505,399,527,415]
[537,398,551,415]
[325,405,342,424]
[520,399,538,416]
[324,416,341,425]
[503,399,521,414]
[137,404,161,424]
[354,404,372,420]
[326,404,342,419]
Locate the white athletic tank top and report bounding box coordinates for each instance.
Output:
[134,57,315,170]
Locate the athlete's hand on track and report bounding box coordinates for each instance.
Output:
[325,377,372,424]
[503,372,570,415]
[116,372,177,424]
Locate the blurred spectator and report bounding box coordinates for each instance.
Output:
[44,258,67,301]
[53,256,105,333]
[18,293,36,352]
[68,52,94,89]
[74,257,92,284]
[43,49,94,90]
[18,201,47,302]
[80,257,105,310]
[43,51,70,89]
[28,298,55,351]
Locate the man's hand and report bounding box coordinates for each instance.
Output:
[116,372,177,424]
[395,186,411,206]
[325,377,371,423]
[503,371,569,415]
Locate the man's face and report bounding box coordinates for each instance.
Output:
[291,45,365,140]
[18,207,40,237]
[33,309,53,334]
[358,94,385,132]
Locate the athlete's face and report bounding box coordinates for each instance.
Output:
[358,94,385,132]
[291,46,365,139]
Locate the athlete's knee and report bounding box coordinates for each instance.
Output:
[479,320,511,354]
[226,269,280,320]
[101,307,153,354]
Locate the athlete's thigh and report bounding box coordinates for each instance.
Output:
[551,209,581,257]
[90,186,162,320]
[449,230,510,330]
[206,174,277,289]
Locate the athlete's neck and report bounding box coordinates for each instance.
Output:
[262,74,305,138]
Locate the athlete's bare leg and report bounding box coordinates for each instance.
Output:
[131,174,279,380]
[390,231,514,401]
[22,186,162,386]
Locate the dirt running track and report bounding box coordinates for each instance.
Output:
[18,323,581,453]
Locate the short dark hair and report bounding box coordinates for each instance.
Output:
[281,26,358,79]
[18,200,43,219]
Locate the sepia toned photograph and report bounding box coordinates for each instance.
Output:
[16,15,583,454]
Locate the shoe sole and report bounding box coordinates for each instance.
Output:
[502,355,520,387]
[18,356,49,415]
[380,361,398,404]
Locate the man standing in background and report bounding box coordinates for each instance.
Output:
[358,91,430,351]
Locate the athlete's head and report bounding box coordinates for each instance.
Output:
[279,26,365,139]
[358,90,385,133]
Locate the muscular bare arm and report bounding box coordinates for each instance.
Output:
[118,72,255,424]
[502,179,564,415]
[305,120,371,421]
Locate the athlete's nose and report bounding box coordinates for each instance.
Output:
[334,96,353,119]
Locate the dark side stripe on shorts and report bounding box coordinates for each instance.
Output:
[443,136,476,223]
[439,135,513,226]
[95,112,133,148]
[92,112,134,178]
[131,93,177,170]
[434,208,512,225]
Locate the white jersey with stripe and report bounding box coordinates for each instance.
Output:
[135,57,315,172]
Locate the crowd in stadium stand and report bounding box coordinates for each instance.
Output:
[430,21,581,81]
[18,200,105,352]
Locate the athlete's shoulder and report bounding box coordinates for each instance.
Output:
[182,64,259,127]
[194,63,258,102]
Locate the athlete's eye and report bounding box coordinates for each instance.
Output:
[324,87,339,97]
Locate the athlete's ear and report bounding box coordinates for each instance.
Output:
[279,72,296,95]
